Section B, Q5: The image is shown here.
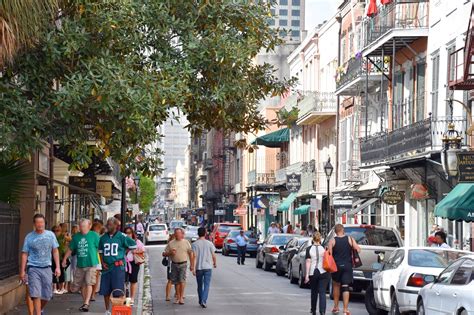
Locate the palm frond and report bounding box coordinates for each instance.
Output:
[0,160,30,204]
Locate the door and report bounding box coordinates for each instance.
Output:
[426,260,463,314]
[439,259,473,314]
[376,249,405,308]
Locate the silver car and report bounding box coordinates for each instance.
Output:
[256,234,298,271]
[288,239,312,288]
[185,225,199,243]
[417,254,474,315]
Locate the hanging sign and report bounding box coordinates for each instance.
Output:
[381,190,404,205]
[286,173,301,192]
[69,176,96,194]
[457,152,474,182]
[410,184,429,200]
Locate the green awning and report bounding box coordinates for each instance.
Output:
[251,128,289,148]
[294,204,311,215]
[278,192,297,212]
[435,183,474,222]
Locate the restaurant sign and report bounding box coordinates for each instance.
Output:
[69,176,96,194]
[381,190,404,205]
[286,173,301,192]
[457,152,474,182]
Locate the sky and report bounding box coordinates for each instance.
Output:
[305,0,339,31]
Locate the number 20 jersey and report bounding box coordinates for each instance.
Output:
[99,231,137,272]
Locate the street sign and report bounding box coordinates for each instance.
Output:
[381,190,404,205]
[286,173,301,192]
[457,152,474,182]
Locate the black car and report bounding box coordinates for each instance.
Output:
[275,237,310,276]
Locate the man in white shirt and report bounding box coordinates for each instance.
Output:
[267,222,280,235]
[282,221,291,233]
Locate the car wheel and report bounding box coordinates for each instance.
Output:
[275,261,285,277]
[298,267,305,288]
[365,283,387,315]
[417,299,425,315]
[389,292,400,315]
[289,263,298,284]
[263,256,271,271]
[255,254,263,268]
[287,263,292,280]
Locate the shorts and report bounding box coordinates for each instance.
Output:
[125,262,140,284]
[71,267,97,290]
[167,265,171,281]
[170,262,187,284]
[27,267,53,301]
[331,263,353,286]
[99,266,125,297]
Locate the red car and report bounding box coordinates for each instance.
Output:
[210,223,242,249]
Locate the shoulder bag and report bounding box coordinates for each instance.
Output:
[323,248,338,273]
[350,237,363,268]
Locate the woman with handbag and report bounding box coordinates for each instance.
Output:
[124,227,146,306]
[304,232,330,315]
[327,224,361,315]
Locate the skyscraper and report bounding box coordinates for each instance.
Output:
[269,0,305,42]
[158,114,190,176]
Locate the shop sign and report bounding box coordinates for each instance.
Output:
[69,176,96,194]
[233,204,247,216]
[410,184,429,200]
[457,152,474,182]
[286,173,301,192]
[381,190,404,205]
[214,209,225,216]
[96,181,112,198]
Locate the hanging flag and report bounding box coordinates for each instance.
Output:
[253,196,267,209]
[367,0,377,17]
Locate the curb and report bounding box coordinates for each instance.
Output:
[135,254,153,315]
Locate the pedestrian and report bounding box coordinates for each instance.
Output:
[191,227,217,308]
[99,217,137,315]
[163,228,194,305]
[305,232,330,315]
[282,221,291,233]
[20,214,61,315]
[124,227,146,305]
[267,222,280,235]
[135,220,145,241]
[328,224,361,315]
[164,234,176,302]
[305,224,315,237]
[90,221,104,302]
[294,223,302,235]
[235,230,248,265]
[62,218,100,312]
[52,225,67,295]
[433,231,450,248]
[276,222,283,233]
[287,224,294,234]
[69,224,79,292]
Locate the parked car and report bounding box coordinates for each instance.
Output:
[288,239,313,288]
[185,225,199,243]
[210,222,242,249]
[145,223,168,244]
[322,224,403,294]
[366,247,469,315]
[222,230,258,257]
[169,220,185,231]
[255,234,297,271]
[275,237,310,277]
[417,254,474,315]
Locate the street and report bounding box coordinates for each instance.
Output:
[147,244,367,315]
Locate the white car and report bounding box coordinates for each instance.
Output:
[366,247,468,314]
[145,223,169,244]
[417,255,474,315]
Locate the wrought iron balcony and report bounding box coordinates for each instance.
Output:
[248,170,275,186]
[336,56,389,95]
[296,91,336,125]
[360,116,468,165]
[362,0,429,56]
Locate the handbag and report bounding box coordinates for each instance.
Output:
[161,257,168,267]
[350,237,363,268]
[323,250,338,273]
[134,252,145,265]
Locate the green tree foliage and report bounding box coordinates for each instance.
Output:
[0,0,292,176]
[138,176,155,214]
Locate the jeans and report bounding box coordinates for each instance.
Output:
[310,270,330,314]
[196,269,212,305]
[237,245,247,264]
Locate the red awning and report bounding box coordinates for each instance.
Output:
[367,0,378,17]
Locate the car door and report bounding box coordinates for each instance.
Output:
[425,259,463,315]
[439,259,473,314]
[375,249,404,308]
[281,239,295,266]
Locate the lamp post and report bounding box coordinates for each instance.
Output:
[134,175,141,231]
[324,158,334,236]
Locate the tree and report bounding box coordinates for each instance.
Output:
[138,176,156,214]
[0,0,292,176]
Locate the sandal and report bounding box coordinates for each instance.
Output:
[331,307,339,313]
[79,304,89,312]
[343,311,351,315]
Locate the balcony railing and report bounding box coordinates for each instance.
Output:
[297,91,337,125]
[336,56,389,92]
[361,116,468,164]
[362,0,429,50]
[248,170,275,186]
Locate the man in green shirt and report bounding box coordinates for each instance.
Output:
[62,218,100,312]
[99,217,136,314]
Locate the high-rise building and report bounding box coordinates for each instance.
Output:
[269,0,305,42]
[158,114,190,175]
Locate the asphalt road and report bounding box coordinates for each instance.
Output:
[146,244,367,315]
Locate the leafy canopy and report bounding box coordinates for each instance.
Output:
[0,0,291,176]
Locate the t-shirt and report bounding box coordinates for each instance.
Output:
[235,235,248,247]
[305,244,326,276]
[22,230,59,268]
[192,239,215,270]
[99,231,137,273]
[69,231,100,268]
[165,239,192,263]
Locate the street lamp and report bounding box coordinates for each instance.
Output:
[134,175,141,231]
[441,123,463,177]
[324,158,334,235]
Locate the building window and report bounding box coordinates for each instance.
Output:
[415,61,426,122]
[291,30,300,37]
[271,9,275,16]
[279,30,288,38]
[431,51,440,117]
[393,72,405,129]
[268,19,275,26]
[446,45,456,116]
[280,0,288,5]
[279,9,288,16]
[291,20,300,27]
[279,19,287,26]
[292,9,300,16]
[292,0,300,5]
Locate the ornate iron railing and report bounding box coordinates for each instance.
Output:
[336,56,389,90]
[297,91,337,117]
[0,203,20,280]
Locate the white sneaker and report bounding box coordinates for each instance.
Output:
[105,311,111,315]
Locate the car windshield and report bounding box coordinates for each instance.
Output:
[298,238,310,246]
[227,230,255,238]
[344,227,400,247]
[270,235,294,245]
[170,221,184,229]
[408,249,468,268]
[149,225,166,231]
[218,225,241,233]
[186,227,198,233]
